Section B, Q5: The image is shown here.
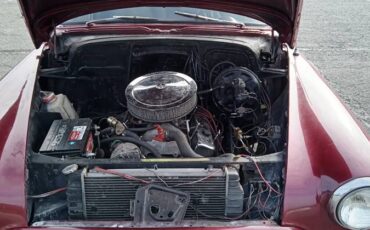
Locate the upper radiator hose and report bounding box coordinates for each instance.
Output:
[160,123,203,158]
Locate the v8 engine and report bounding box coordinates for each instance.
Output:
[27,38,287,227]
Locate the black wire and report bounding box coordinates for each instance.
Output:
[258,136,278,152]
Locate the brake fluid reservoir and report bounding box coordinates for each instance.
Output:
[42,92,78,119]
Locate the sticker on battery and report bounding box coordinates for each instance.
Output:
[68,126,87,141]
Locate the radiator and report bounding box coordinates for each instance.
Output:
[67,167,244,220]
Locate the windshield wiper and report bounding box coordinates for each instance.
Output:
[174,11,245,28]
[86,16,159,26]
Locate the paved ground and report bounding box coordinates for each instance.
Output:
[0,0,33,76]
[0,0,369,131]
[299,0,370,132]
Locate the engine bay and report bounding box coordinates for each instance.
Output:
[27,36,288,227]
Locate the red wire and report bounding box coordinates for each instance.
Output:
[198,106,219,130]
[28,187,67,198]
[94,167,151,184]
[241,155,282,195]
[196,107,226,153]
[172,169,219,187]
[196,113,226,154]
[96,167,218,188]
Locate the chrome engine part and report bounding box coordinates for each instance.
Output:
[190,117,215,157]
[67,167,244,220]
[125,71,197,122]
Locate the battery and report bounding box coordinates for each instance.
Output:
[39,118,93,156]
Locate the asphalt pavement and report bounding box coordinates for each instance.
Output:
[0,0,369,132]
[299,0,370,132]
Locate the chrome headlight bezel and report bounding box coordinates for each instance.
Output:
[328,177,370,230]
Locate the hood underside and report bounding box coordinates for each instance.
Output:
[18,0,303,47]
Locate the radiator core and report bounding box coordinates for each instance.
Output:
[67,168,244,220]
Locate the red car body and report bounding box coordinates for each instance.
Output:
[0,0,369,229]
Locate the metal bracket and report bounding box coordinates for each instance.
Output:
[133,185,190,225]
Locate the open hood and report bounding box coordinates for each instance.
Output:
[18,0,303,47]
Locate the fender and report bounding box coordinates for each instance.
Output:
[282,46,370,229]
[0,44,45,229]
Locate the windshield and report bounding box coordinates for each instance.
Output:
[62,7,269,27]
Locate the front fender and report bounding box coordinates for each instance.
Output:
[282,47,370,229]
[0,44,45,229]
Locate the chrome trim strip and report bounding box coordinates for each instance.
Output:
[32,220,278,228]
[224,166,229,216]
[81,167,88,219]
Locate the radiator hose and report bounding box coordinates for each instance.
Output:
[160,123,203,158]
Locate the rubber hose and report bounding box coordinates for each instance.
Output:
[100,136,161,158]
[123,130,140,139]
[100,128,140,139]
[161,123,203,158]
[100,127,114,136]
[128,126,155,132]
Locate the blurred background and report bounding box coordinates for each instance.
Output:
[0,0,369,132]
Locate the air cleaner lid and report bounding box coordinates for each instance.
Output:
[126,72,197,122]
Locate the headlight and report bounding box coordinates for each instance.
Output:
[329,177,370,229]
